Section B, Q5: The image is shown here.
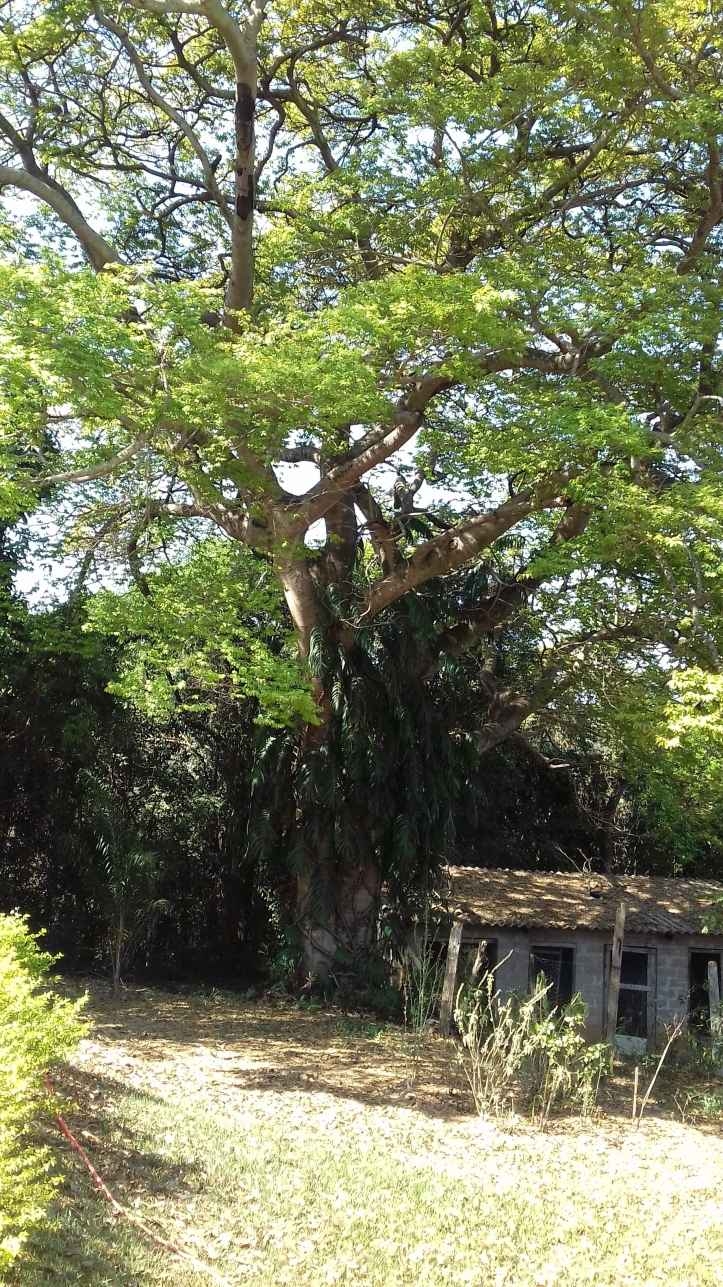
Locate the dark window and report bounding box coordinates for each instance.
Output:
[617,987,648,1037]
[689,952,722,1033]
[461,939,498,982]
[616,950,650,1038]
[621,950,648,988]
[530,946,574,1008]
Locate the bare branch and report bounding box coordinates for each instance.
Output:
[33,436,147,487]
[476,624,651,753]
[96,8,233,225]
[0,166,117,270]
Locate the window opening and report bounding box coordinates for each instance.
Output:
[689,951,722,1034]
[530,945,574,1008]
[460,939,498,984]
[617,949,650,1038]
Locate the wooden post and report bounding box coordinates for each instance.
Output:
[439,920,464,1036]
[471,939,488,984]
[605,902,626,1045]
[707,959,722,1044]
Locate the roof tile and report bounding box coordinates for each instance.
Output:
[443,866,723,936]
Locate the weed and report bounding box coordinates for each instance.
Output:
[674,1088,723,1123]
[402,917,444,1034]
[455,970,610,1125]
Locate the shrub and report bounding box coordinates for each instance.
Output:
[454,970,611,1126]
[523,991,612,1125]
[0,914,85,1275]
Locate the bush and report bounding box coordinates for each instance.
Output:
[455,969,611,1126]
[0,914,85,1275]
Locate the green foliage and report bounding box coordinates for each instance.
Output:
[1,0,723,979]
[676,1088,723,1124]
[83,539,317,726]
[455,971,611,1126]
[0,914,85,1274]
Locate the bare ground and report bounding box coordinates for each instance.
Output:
[16,978,723,1286]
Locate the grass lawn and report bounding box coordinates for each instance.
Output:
[10,981,723,1286]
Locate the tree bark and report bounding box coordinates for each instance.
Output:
[225,70,256,316]
[296,851,381,982]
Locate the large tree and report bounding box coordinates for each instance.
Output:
[0,0,722,973]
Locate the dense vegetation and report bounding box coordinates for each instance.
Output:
[0,915,84,1273]
[0,0,722,983]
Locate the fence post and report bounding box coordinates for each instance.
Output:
[605,902,626,1045]
[439,920,464,1036]
[708,959,722,1053]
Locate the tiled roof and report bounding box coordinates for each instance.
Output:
[443,866,723,936]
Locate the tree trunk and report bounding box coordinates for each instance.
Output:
[336,858,382,956]
[280,544,382,984]
[296,840,338,981]
[296,845,381,983]
[112,909,124,996]
[226,73,255,315]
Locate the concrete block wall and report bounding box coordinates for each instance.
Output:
[478,926,607,1036]
[462,925,723,1046]
[646,938,687,1036]
[569,933,606,1039]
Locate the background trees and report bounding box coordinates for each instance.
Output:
[0,1,722,978]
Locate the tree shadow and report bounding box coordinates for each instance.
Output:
[58,979,471,1120]
[60,979,722,1133]
[11,1067,204,1287]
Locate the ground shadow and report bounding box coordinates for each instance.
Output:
[58,978,471,1120]
[10,1065,203,1287]
[56,978,723,1132]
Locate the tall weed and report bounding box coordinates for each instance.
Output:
[402,920,444,1033]
[455,969,610,1126]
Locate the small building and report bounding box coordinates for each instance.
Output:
[442,866,723,1052]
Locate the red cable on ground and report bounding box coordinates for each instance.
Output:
[43,1073,233,1286]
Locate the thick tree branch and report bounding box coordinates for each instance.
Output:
[356,473,576,624]
[128,0,267,317]
[353,483,401,575]
[0,166,117,270]
[678,139,723,275]
[287,339,605,537]
[430,501,590,665]
[287,375,452,530]
[33,436,147,487]
[475,624,651,753]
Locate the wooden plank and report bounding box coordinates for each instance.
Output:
[605,902,627,1045]
[708,958,722,1041]
[439,920,464,1036]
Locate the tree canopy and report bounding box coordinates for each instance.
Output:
[0,0,722,971]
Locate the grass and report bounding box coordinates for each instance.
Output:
[9,981,723,1286]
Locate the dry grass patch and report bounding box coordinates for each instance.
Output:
[10,981,723,1286]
